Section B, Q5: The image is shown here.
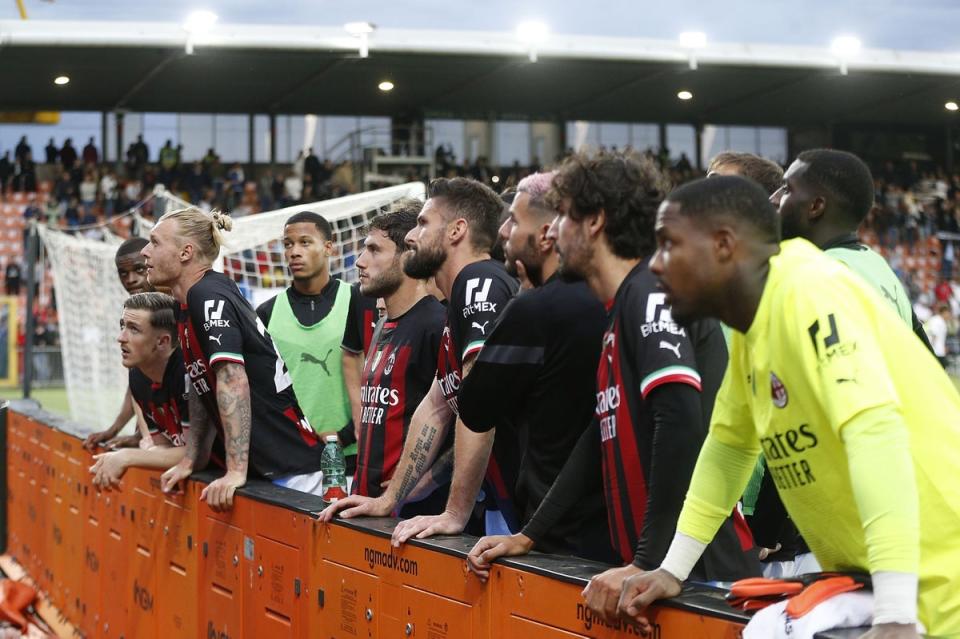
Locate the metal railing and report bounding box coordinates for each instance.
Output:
[18,346,64,387]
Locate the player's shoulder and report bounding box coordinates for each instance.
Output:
[454,259,517,293]
[187,271,237,303]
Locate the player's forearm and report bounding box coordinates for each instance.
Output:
[634,384,704,569]
[383,382,452,506]
[522,423,600,546]
[116,445,187,472]
[661,432,759,580]
[342,350,363,429]
[215,363,252,476]
[842,405,919,624]
[444,421,494,521]
[184,386,213,468]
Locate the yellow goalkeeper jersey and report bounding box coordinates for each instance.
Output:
[710,239,960,634]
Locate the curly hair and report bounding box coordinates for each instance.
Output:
[550,151,670,259]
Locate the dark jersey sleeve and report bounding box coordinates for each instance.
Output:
[451,268,517,363]
[632,383,704,569]
[342,282,377,354]
[256,296,276,327]
[521,422,603,544]
[458,294,544,432]
[630,290,702,398]
[189,283,248,367]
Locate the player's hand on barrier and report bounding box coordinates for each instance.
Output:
[582,564,644,623]
[89,451,128,490]
[317,494,393,523]
[83,429,117,452]
[617,568,682,632]
[391,509,467,547]
[200,470,246,512]
[106,433,143,450]
[858,624,921,639]
[160,458,194,494]
[466,533,534,581]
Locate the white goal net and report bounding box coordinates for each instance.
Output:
[38,182,425,431]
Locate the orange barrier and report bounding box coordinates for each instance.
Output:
[3,402,750,638]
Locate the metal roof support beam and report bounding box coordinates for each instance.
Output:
[264,59,345,113]
[112,50,182,110]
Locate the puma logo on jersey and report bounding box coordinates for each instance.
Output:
[209,334,222,346]
[472,321,490,335]
[301,349,334,376]
[659,341,682,358]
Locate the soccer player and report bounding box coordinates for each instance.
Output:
[622,176,960,638]
[319,177,518,538]
[255,212,370,469]
[772,149,932,348]
[89,293,188,488]
[144,208,323,510]
[454,171,611,557]
[707,151,784,195]
[83,238,156,452]
[467,152,758,620]
[350,200,449,515]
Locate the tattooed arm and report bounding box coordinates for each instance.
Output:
[160,381,216,493]
[318,377,454,522]
[196,362,251,511]
[390,358,493,545]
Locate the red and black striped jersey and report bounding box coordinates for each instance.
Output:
[128,349,189,447]
[353,295,447,498]
[598,262,754,574]
[179,271,322,479]
[341,281,380,356]
[435,259,521,528]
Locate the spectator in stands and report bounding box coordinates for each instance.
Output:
[64,197,81,229]
[14,136,31,164]
[159,140,178,184]
[925,303,951,367]
[100,169,119,217]
[79,171,98,222]
[304,148,320,185]
[12,150,36,192]
[44,138,58,164]
[43,196,63,227]
[82,137,98,166]
[59,138,78,172]
[283,172,303,205]
[0,152,11,191]
[132,135,149,168]
[89,293,189,489]
[5,260,21,296]
[149,208,325,507]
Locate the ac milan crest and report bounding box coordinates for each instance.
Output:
[770,372,788,408]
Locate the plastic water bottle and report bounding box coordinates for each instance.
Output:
[321,435,348,503]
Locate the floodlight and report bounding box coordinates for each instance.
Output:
[947,101,959,112]
[344,22,376,36]
[378,81,394,92]
[184,10,218,34]
[830,35,862,58]
[677,90,693,101]
[183,10,218,55]
[491,175,501,184]
[678,31,707,49]
[344,21,377,58]
[54,75,70,86]
[516,21,548,44]
[516,20,548,62]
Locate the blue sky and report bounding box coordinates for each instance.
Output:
[5,0,960,52]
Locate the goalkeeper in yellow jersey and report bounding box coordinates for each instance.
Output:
[622,175,960,639]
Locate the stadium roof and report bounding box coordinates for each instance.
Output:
[2,20,960,128]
